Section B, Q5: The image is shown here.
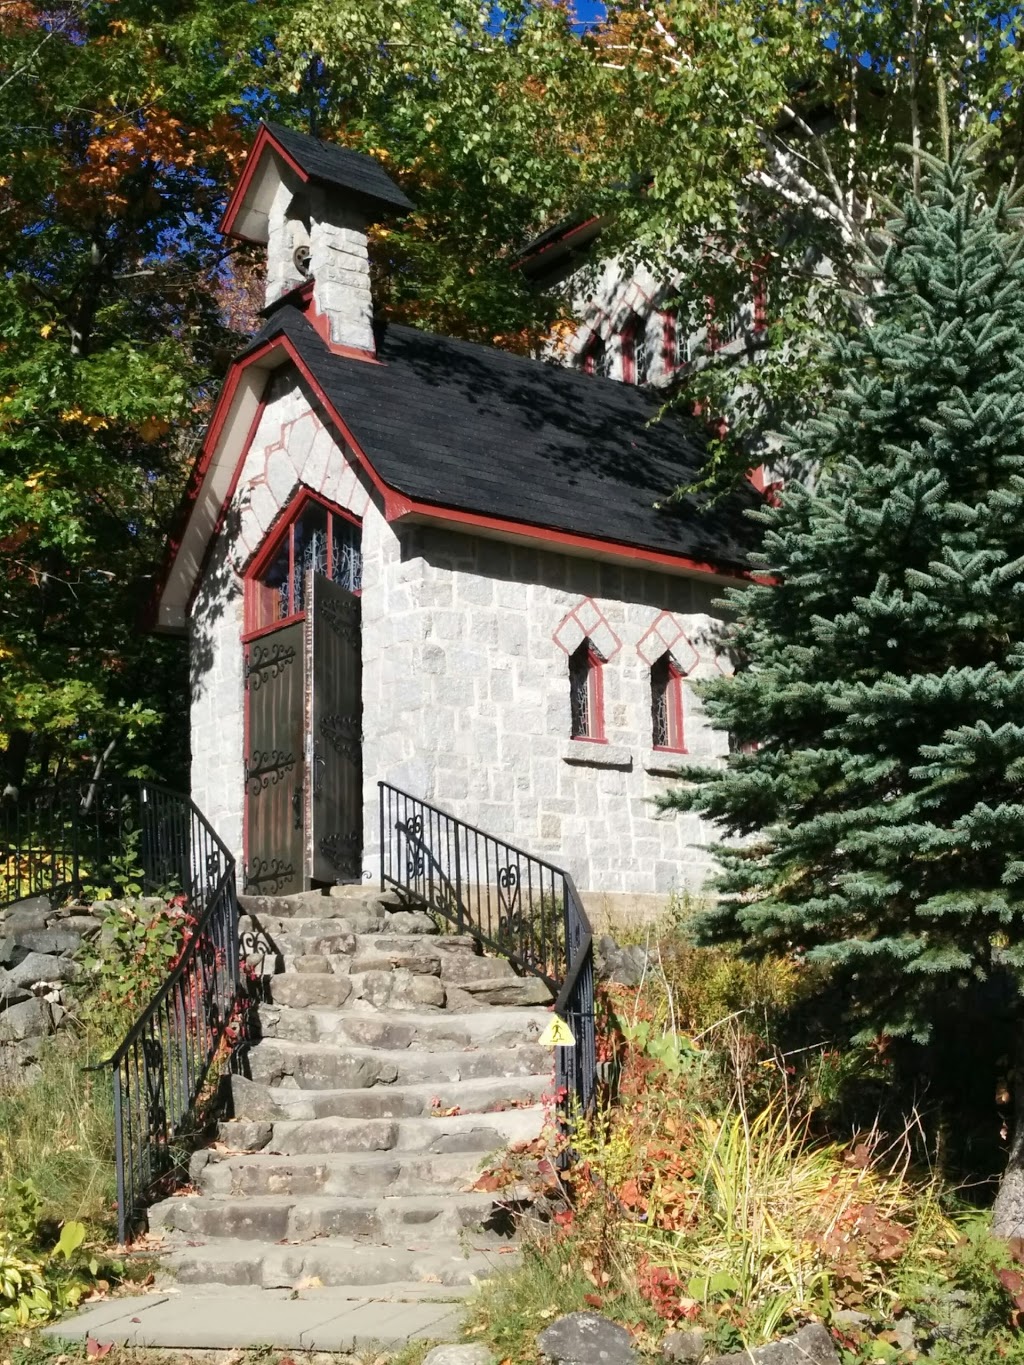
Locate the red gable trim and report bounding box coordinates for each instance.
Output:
[156,329,759,626]
[220,124,310,240]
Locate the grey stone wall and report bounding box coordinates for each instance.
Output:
[191,377,732,899]
[360,509,731,896]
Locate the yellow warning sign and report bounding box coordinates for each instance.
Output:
[539,1015,576,1048]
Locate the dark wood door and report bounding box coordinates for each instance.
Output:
[309,573,362,882]
[244,621,305,895]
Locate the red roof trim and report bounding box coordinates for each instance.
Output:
[383,494,753,582]
[156,327,758,625]
[220,123,311,240]
[514,216,602,272]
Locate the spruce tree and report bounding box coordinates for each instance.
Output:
[666,148,1024,1231]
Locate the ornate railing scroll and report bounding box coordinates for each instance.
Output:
[378,782,596,1121]
[0,780,244,1244]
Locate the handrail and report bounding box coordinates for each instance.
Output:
[0,779,245,1243]
[378,782,597,1120]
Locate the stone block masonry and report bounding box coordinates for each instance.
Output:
[360,514,731,897]
[189,376,733,901]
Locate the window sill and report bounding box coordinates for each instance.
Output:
[561,740,633,770]
[644,750,688,777]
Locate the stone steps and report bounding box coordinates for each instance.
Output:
[245,1038,553,1089]
[256,1004,549,1048]
[230,1072,551,1121]
[149,1190,523,1243]
[218,1104,543,1157]
[162,1235,512,1288]
[194,1149,523,1199]
[146,885,552,1305]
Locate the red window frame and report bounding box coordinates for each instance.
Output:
[621,325,636,385]
[569,640,606,743]
[242,488,361,639]
[652,654,686,753]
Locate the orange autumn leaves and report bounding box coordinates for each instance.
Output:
[56,108,248,216]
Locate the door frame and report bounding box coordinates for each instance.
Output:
[240,486,363,888]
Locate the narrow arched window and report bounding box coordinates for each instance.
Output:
[569,639,605,741]
[621,315,651,385]
[245,493,362,635]
[651,653,685,752]
[582,336,611,378]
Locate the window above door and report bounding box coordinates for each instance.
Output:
[245,491,362,636]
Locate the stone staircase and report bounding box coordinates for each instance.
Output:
[146,885,556,1295]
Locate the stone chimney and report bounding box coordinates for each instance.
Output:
[222,122,414,356]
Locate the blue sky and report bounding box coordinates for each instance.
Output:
[573,0,608,28]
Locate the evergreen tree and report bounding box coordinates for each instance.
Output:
[664,148,1024,1232]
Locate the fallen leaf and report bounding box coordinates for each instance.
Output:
[86,1340,113,1359]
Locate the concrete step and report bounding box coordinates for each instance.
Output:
[255,1004,550,1050]
[149,1190,524,1243]
[193,1149,522,1198]
[244,1038,554,1090]
[218,1104,543,1157]
[230,1072,552,1122]
[44,1284,471,1350]
[161,1235,517,1288]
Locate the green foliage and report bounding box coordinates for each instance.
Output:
[0,1180,111,1330]
[665,151,1024,1069]
[0,1034,116,1232]
[77,898,195,1037]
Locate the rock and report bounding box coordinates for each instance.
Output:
[831,1310,870,1330]
[62,915,100,938]
[388,910,437,934]
[13,928,81,956]
[2,894,52,917]
[422,1347,496,1365]
[459,975,553,1006]
[0,937,24,967]
[594,935,649,987]
[708,1325,838,1365]
[8,951,78,988]
[537,1312,636,1364]
[0,997,54,1043]
[0,968,30,1007]
[890,1316,915,1353]
[2,907,51,934]
[662,1327,707,1362]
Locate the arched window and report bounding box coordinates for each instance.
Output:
[651,652,685,752]
[621,315,651,385]
[245,492,361,634]
[569,639,605,742]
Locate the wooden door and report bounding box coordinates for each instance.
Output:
[309,573,362,882]
[244,621,305,895]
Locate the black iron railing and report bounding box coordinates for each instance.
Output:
[0,778,197,910]
[378,782,596,1119]
[0,780,244,1244]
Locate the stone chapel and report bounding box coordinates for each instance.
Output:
[155,122,759,916]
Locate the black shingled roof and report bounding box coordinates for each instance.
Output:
[263,122,414,214]
[243,307,760,573]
